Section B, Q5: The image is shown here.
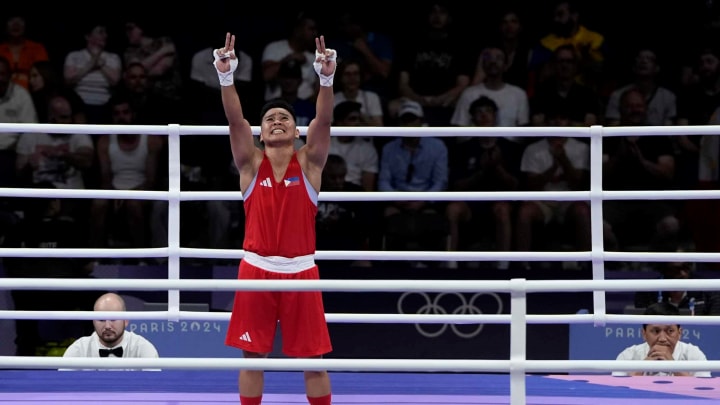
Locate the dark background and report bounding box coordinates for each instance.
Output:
[3,0,709,96]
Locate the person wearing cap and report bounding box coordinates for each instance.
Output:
[394,100,426,122]
[378,100,449,264]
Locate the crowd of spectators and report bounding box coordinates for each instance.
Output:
[1,3,720,268]
[3,0,720,356]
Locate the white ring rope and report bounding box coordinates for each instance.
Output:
[4,310,720,326]
[4,248,720,262]
[0,357,716,374]
[4,277,720,293]
[4,188,720,203]
[7,188,720,202]
[2,123,720,405]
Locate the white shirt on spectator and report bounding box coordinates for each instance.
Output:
[261,40,317,101]
[451,83,529,127]
[520,138,589,192]
[612,341,711,377]
[108,134,148,190]
[63,49,122,106]
[15,132,93,189]
[605,84,676,126]
[334,90,384,124]
[0,83,38,150]
[329,137,379,188]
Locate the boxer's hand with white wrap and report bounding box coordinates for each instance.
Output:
[313,35,337,87]
[213,32,239,87]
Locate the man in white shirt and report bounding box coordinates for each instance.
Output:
[612,302,711,377]
[329,101,379,191]
[62,292,159,370]
[260,14,319,101]
[450,47,529,128]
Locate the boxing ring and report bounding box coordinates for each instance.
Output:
[1,123,720,405]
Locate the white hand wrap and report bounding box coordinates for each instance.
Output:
[313,49,337,87]
[213,49,238,87]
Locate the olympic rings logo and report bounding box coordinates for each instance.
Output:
[397,292,504,339]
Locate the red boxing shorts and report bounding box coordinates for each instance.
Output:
[225,259,332,357]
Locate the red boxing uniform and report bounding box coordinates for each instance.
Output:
[225,152,332,357]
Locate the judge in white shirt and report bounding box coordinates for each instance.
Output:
[612,302,711,377]
[62,292,159,370]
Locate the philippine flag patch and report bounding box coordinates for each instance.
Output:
[284,176,300,187]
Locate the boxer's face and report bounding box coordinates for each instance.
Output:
[260,108,299,145]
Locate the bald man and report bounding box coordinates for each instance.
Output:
[62,292,159,370]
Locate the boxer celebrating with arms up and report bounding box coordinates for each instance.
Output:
[213,32,337,405]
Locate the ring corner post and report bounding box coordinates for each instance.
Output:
[509,277,527,405]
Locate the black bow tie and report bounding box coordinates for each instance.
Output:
[99,347,123,357]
